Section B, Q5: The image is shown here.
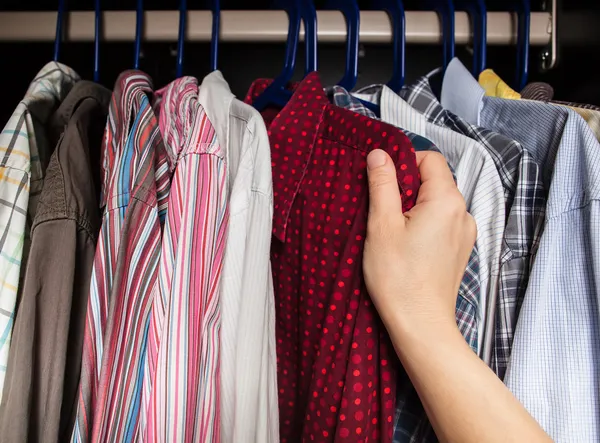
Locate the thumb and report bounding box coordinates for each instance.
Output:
[366,149,404,220]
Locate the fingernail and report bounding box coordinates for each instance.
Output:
[367,149,387,169]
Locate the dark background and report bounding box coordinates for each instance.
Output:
[1,0,599,124]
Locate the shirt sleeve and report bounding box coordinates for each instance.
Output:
[0,218,96,443]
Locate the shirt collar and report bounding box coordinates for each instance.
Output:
[49,80,111,141]
[248,72,330,240]
[101,70,154,206]
[440,57,485,125]
[23,61,80,112]
[198,70,235,168]
[158,76,207,169]
[354,84,428,131]
[376,85,430,134]
[478,69,521,100]
[399,75,449,125]
[353,84,384,105]
[326,85,378,119]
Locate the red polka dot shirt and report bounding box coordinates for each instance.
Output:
[245,72,421,443]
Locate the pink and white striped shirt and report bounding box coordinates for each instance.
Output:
[142,76,228,442]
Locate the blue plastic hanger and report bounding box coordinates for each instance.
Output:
[252,0,301,111]
[322,0,358,90]
[176,0,187,78]
[371,0,406,92]
[207,0,220,71]
[427,0,455,71]
[300,0,317,74]
[94,0,101,82]
[134,0,143,69]
[54,0,65,61]
[513,0,530,90]
[454,0,486,76]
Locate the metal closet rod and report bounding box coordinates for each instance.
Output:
[0,10,551,45]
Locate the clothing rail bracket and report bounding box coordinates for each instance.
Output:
[539,0,557,71]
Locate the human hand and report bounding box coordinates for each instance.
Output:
[362,149,476,336]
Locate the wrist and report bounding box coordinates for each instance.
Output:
[381,304,463,361]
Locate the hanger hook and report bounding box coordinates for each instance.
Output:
[514,0,530,90]
[208,0,220,71]
[54,0,65,61]
[94,0,101,82]
[252,0,301,111]
[176,0,187,78]
[455,0,486,76]
[427,0,455,70]
[300,0,317,75]
[134,0,143,69]
[324,0,359,90]
[372,0,406,92]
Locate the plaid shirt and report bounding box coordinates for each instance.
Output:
[0,62,79,399]
[326,85,481,443]
[399,75,546,382]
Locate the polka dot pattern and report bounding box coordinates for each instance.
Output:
[245,73,421,443]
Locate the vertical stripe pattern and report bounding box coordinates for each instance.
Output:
[198,71,279,443]
[71,70,171,443]
[143,76,228,443]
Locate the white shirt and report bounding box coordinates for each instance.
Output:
[354,86,505,361]
[199,71,279,443]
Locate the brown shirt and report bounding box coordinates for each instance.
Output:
[0,81,110,443]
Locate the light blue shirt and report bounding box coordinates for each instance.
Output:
[442,58,600,442]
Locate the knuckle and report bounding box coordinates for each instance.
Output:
[451,192,468,213]
[464,213,478,241]
[440,191,467,217]
[368,172,396,191]
[428,151,447,167]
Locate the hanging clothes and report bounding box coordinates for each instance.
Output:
[0,81,109,443]
[353,84,505,365]
[326,84,481,353]
[518,81,600,142]
[520,82,555,102]
[71,71,171,443]
[396,73,547,380]
[142,75,228,443]
[521,82,600,111]
[478,69,521,100]
[0,62,79,399]
[326,84,482,443]
[196,71,279,443]
[442,57,600,442]
[246,72,421,443]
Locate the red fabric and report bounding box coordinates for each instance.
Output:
[246,73,420,443]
